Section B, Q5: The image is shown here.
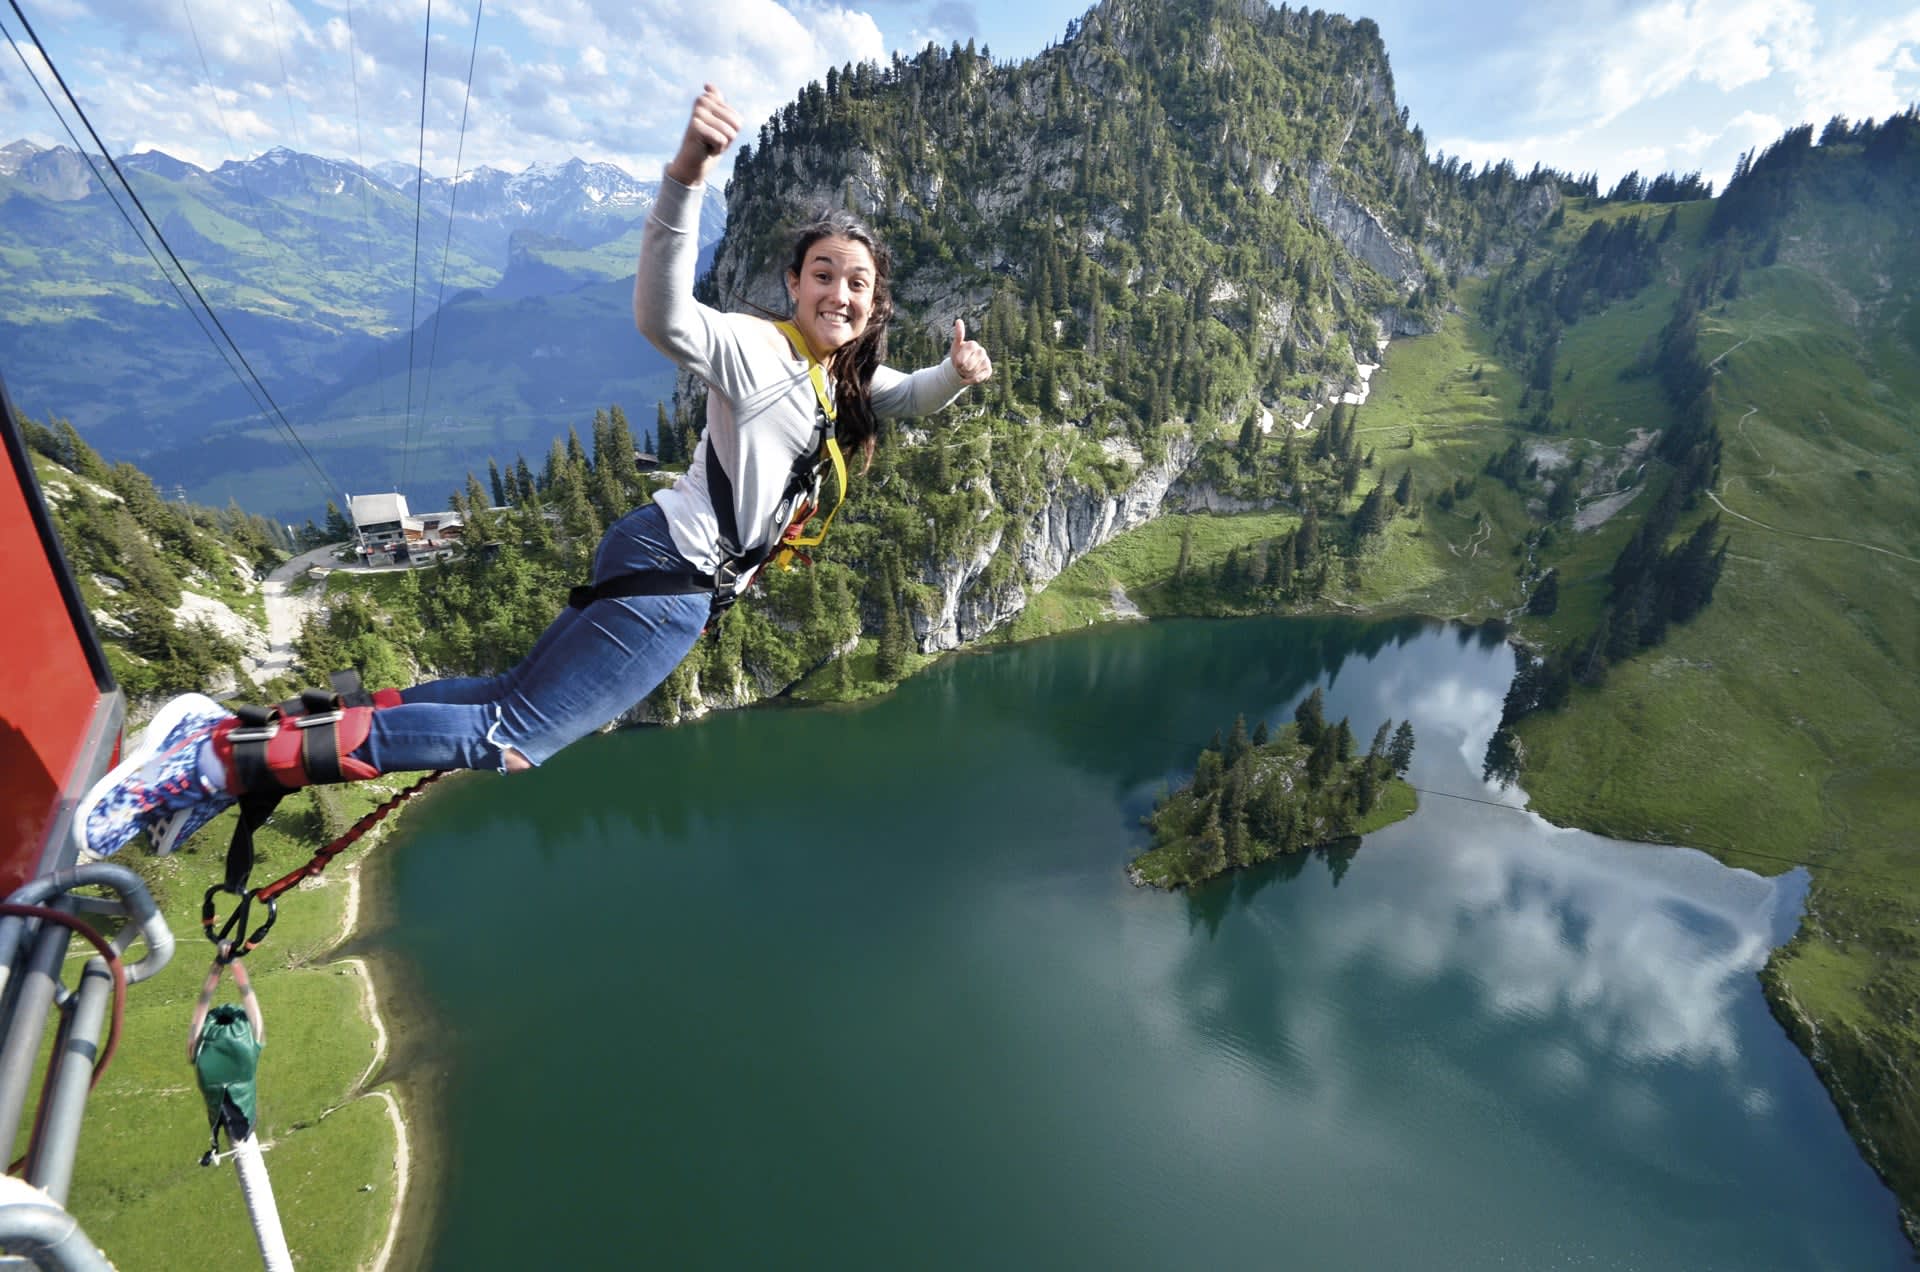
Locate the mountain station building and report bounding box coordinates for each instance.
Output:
[347,491,464,564]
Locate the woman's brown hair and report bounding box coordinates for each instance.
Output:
[785,209,892,467]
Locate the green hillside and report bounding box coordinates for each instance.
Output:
[1515,141,1920,1234]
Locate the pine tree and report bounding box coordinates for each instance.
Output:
[1527,569,1560,616]
[1227,713,1252,766]
[656,403,677,465]
[1294,686,1325,746]
[324,501,354,542]
[1356,761,1379,814]
[1388,721,1416,775]
[1351,482,1388,538]
[876,591,912,680]
[1295,504,1320,569]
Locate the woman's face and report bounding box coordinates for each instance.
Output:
[786,234,877,359]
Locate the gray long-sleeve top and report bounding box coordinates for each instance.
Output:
[635,175,969,582]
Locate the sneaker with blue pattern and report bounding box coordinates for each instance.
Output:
[74,693,234,858]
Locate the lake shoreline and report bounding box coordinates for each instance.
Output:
[332,777,458,1272]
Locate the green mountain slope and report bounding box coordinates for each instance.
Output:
[1513,125,1920,1238]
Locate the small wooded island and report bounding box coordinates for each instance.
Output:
[1132,688,1418,889]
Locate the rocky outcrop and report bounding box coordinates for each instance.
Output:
[913,430,1199,650]
[1307,161,1421,290]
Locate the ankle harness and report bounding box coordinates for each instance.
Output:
[204,671,390,956]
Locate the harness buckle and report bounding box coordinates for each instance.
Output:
[292,709,344,729]
[202,883,277,962]
[225,724,278,743]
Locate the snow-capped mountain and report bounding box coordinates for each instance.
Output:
[0,140,723,257]
[0,139,43,177]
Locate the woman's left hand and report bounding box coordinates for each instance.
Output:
[949,319,993,385]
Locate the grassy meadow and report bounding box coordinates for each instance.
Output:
[58,779,442,1270]
[1514,216,1920,1229]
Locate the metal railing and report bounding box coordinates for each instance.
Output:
[0,865,175,1268]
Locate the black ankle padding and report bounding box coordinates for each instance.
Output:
[329,668,374,708]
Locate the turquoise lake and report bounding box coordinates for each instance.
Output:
[375,616,1909,1269]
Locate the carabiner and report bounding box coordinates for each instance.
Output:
[201,884,277,963]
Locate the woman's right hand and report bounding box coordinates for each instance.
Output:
[665,84,742,187]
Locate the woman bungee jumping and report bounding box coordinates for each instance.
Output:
[75,83,994,858]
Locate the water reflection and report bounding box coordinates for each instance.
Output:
[394,615,1906,1272]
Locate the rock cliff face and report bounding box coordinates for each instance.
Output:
[1307,161,1421,291]
[914,430,1200,650]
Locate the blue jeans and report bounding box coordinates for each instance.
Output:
[355,504,709,773]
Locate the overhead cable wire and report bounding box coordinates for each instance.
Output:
[398,0,434,495]
[263,0,307,155]
[344,0,395,481]
[179,0,327,394]
[412,0,485,492]
[1,0,340,502]
[1,0,339,499]
[0,14,261,417]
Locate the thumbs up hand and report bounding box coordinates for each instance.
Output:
[949,319,993,385]
[665,84,742,187]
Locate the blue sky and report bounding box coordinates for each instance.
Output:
[2,0,1916,191]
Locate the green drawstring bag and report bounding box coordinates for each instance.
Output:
[194,1004,262,1145]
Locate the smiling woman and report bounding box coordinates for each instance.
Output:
[69,82,996,864]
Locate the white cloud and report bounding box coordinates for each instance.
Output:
[1535,0,1820,129]
[1,0,901,178]
[1784,9,1920,127]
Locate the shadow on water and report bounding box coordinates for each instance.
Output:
[962,614,1441,792]
[1184,838,1362,943]
[1186,848,1313,940]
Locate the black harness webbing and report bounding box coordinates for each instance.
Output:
[573,325,842,627]
[221,670,375,897]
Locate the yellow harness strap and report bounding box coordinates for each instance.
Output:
[771,321,849,564]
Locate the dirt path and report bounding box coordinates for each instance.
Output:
[252,544,342,683]
[1704,490,1920,567]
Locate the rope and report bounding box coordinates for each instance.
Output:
[410,0,487,490]
[398,0,435,492]
[253,771,447,904]
[345,0,396,461]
